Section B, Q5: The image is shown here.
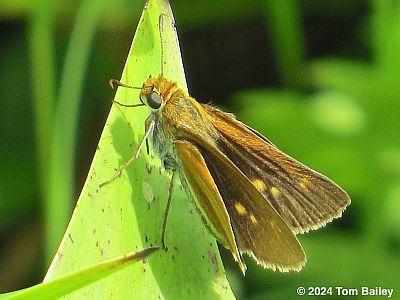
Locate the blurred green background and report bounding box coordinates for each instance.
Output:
[1,0,399,299]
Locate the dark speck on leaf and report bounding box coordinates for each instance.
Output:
[208,248,219,274]
[146,164,154,174]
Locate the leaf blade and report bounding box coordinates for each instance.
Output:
[1,247,159,300]
[44,0,235,299]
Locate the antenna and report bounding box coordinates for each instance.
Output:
[159,13,167,76]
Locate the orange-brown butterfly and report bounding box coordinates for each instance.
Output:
[101,15,351,275]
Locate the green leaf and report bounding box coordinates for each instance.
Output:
[44,0,235,299]
[0,247,159,300]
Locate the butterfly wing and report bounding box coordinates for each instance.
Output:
[174,140,245,273]
[175,140,306,272]
[201,104,351,234]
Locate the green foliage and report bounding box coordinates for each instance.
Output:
[0,247,159,300]
[42,0,234,299]
[230,0,400,298]
[1,0,400,299]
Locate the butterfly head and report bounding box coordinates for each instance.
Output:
[140,75,179,110]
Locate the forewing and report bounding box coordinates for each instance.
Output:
[197,139,306,271]
[202,104,351,234]
[174,140,245,273]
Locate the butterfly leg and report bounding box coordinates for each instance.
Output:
[99,119,155,187]
[161,171,177,249]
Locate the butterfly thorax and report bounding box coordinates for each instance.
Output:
[143,75,219,170]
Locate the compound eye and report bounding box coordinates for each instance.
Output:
[144,92,162,109]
